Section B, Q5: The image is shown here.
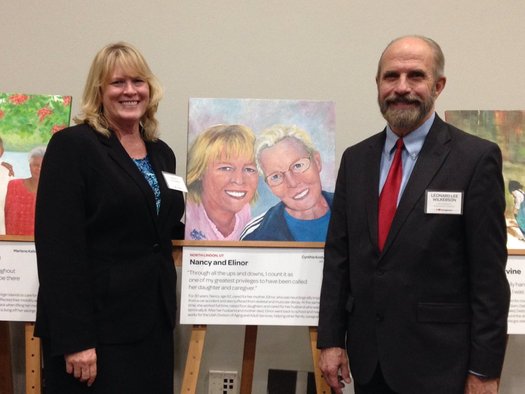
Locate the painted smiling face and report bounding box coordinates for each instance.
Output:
[259,137,325,219]
[200,152,258,215]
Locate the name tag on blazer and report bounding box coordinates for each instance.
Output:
[162,171,188,192]
[424,190,463,215]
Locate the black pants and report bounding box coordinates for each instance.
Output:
[42,312,174,394]
[354,364,398,394]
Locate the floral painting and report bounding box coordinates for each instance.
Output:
[0,92,72,235]
[445,110,525,252]
[0,93,71,151]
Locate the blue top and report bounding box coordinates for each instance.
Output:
[241,191,334,241]
[133,156,161,213]
[284,208,331,242]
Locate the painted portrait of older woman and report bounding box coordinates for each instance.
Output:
[240,125,333,242]
[185,124,259,240]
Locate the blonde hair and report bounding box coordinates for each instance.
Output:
[73,42,163,141]
[255,124,316,175]
[187,124,256,203]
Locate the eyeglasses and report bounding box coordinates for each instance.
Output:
[265,156,311,186]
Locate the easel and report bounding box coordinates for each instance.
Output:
[175,240,331,394]
[25,322,41,393]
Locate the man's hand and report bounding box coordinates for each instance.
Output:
[319,347,351,394]
[465,373,499,394]
[65,348,97,387]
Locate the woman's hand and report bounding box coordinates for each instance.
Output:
[1,162,14,177]
[64,348,97,387]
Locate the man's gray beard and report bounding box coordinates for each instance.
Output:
[383,106,427,130]
[379,96,434,131]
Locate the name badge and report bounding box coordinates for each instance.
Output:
[162,171,188,192]
[425,190,463,215]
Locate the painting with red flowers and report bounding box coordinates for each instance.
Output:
[0,92,72,235]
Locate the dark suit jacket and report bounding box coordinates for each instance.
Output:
[317,115,510,394]
[34,124,185,356]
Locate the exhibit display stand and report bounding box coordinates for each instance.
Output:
[174,240,330,394]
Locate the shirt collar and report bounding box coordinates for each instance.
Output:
[384,112,435,159]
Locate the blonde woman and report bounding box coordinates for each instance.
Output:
[185,124,258,240]
[34,42,184,393]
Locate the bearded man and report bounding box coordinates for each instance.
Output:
[317,35,510,394]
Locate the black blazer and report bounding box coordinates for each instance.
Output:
[318,115,510,393]
[34,124,185,356]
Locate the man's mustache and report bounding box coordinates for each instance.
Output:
[385,96,422,106]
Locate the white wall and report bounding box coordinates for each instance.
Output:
[1,1,524,393]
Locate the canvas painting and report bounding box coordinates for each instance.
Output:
[445,110,525,252]
[185,98,336,242]
[0,92,72,235]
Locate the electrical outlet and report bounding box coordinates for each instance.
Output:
[208,370,238,394]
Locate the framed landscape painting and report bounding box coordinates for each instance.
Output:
[445,110,525,253]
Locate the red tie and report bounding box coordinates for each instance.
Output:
[378,138,404,251]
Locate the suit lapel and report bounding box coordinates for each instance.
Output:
[98,132,159,223]
[365,133,385,249]
[381,116,452,254]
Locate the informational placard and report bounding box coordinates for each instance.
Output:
[0,241,38,321]
[180,246,324,326]
[507,255,525,334]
